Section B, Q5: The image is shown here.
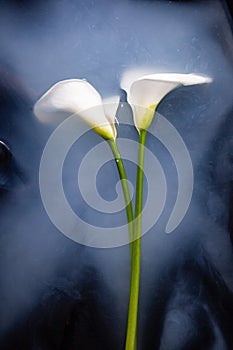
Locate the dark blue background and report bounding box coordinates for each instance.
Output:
[0,1,233,349]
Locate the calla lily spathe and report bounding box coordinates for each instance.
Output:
[34,79,119,140]
[121,71,212,132]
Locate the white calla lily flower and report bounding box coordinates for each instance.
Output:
[34,79,119,140]
[121,72,212,132]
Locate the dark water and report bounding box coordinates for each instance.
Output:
[0,0,233,349]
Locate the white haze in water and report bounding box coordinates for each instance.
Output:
[0,0,233,339]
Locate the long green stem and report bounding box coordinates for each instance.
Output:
[125,129,147,350]
[108,140,134,245]
[108,139,135,350]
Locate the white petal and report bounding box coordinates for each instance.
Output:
[102,95,120,124]
[34,79,103,124]
[129,73,212,107]
[137,73,212,86]
[129,79,180,107]
[123,72,212,131]
[128,78,180,131]
[34,79,117,140]
[120,68,156,95]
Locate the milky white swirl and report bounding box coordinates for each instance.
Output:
[39,103,193,248]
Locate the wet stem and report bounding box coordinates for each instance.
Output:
[107,140,134,249]
[108,129,147,350]
[125,129,147,350]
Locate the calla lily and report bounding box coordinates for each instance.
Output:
[34,79,119,140]
[121,71,212,132]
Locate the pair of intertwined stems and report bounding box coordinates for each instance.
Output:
[34,70,212,350]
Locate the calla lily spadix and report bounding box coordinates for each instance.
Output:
[34,79,119,140]
[121,72,212,132]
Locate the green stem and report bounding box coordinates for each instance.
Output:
[108,140,134,246]
[125,129,147,350]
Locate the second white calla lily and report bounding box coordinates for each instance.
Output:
[34,79,119,140]
[121,71,212,132]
